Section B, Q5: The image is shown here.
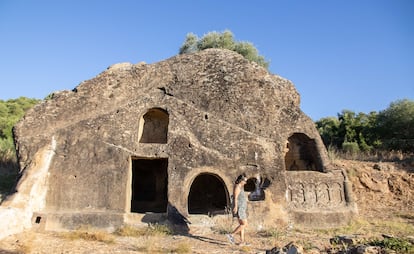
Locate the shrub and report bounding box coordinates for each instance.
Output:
[368,237,413,252]
[342,142,360,156]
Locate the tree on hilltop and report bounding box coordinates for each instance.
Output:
[179,30,269,69]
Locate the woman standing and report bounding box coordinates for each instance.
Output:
[226,173,248,245]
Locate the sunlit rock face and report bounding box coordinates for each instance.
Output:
[10,49,356,233]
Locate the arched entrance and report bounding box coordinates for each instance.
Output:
[188,173,227,215]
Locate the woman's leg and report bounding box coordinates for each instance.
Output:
[232,219,247,242]
[239,219,247,243]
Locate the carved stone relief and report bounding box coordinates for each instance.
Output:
[287,181,345,209]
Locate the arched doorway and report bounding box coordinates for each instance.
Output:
[188,173,227,215]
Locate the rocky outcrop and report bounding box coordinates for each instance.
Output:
[3,49,356,237]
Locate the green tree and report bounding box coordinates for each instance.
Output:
[317,110,379,152]
[179,30,270,69]
[316,117,340,147]
[336,110,380,152]
[316,99,413,153]
[376,99,414,152]
[357,111,380,151]
[0,97,40,160]
[337,110,357,145]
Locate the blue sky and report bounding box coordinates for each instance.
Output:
[0,1,413,120]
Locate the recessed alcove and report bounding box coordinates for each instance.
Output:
[285,133,323,172]
[138,108,169,144]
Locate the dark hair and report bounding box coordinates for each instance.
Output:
[235,173,247,184]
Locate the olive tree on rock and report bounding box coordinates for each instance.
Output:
[179,30,269,69]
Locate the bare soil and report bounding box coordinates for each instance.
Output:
[0,159,413,254]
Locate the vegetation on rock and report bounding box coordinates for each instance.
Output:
[179,30,270,69]
[0,97,39,198]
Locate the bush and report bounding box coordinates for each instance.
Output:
[368,237,413,252]
[179,30,270,69]
[342,142,360,155]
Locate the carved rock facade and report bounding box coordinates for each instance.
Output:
[3,49,356,235]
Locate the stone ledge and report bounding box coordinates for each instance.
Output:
[289,207,357,229]
[38,211,125,232]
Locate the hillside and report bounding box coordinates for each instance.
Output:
[0,159,413,253]
[339,159,413,222]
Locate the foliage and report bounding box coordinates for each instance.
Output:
[316,117,340,147]
[341,141,360,155]
[0,172,18,194]
[179,30,269,69]
[0,97,40,162]
[368,237,413,252]
[316,99,414,154]
[376,99,414,152]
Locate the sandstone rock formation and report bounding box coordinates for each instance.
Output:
[1,49,356,238]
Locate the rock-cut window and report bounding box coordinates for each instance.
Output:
[138,108,169,144]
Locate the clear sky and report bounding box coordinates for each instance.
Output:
[0,0,413,120]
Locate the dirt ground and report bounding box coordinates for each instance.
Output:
[0,159,413,254]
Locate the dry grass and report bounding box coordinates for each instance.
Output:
[171,241,192,253]
[370,219,414,237]
[114,224,147,237]
[313,216,414,240]
[115,223,172,237]
[114,224,191,253]
[0,232,35,254]
[258,227,286,237]
[327,146,414,164]
[239,245,253,252]
[256,216,414,253]
[132,238,191,253]
[134,237,163,253]
[59,226,115,244]
[211,212,235,234]
[15,239,33,254]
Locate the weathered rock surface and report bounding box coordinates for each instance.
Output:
[3,49,356,238]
